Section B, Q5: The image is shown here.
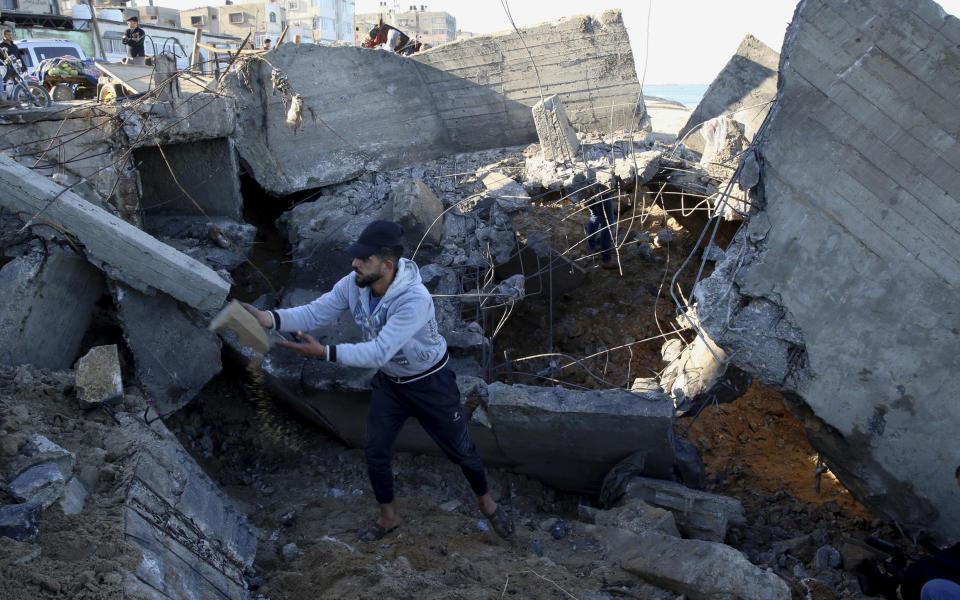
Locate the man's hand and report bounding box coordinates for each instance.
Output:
[275,331,327,358]
[239,302,273,329]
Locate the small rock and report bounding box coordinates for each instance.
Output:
[58,477,88,516]
[439,500,461,512]
[280,511,297,526]
[476,520,489,533]
[281,543,302,562]
[394,556,412,570]
[75,345,123,406]
[325,488,344,499]
[815,545,842,570]
[550,519,568,540]
[0,502,43,541]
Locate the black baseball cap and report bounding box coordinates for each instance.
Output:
[345,220,404,259]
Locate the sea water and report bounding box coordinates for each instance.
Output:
[643,84,709,108]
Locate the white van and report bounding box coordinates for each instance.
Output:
[13,39,88,79]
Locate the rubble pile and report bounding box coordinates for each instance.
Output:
[0,1,958,598]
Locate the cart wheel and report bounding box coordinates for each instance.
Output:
[74,85,95,100]
[99,83,122,104]
[51,83,74,101]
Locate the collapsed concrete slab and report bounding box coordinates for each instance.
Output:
[532,95,581,164]
[676,34,779,154]
[591,525,790,600]
[0,152,230,311]
[225,10,647,195]
[694,0,960,540]
[0,252,103,370]
[115,284,223,416]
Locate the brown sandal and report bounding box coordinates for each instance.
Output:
[485,505,515,540]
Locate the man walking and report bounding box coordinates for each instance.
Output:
[242,220,514,542]
[1,28,24,88]
[121,16,146,66]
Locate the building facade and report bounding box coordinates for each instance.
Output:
[179,0,308,49]
[353,5,455,47]
[285,0,353,44]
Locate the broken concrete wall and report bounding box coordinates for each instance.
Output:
[676,34,779,154]
[694,0,960,540]
[0,252,103,370]
[413,10,646,149]
[226,10,647,195]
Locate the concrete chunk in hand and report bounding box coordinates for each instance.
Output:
[209,300,271,354]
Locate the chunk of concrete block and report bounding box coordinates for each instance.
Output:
[0,502,42,542]
[677,34,779,154]
[0,252,103,370]
[208,300,270,354]
[621,476,745,542]
[485,383,675,491]
[613,150,663,186]
[589,499,682,538]
[115,284,222,416]
[532,95,581,164]
[59,476,89,516]
[596,527,790,600]
[383,178,444,249]
[482,173,531,212]
[0,152,230,310]
[659,330,728,412]
[75,344,124,406]
[5,462,66,508]
[18,434,76,481]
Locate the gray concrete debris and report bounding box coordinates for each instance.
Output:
[147,216,257,273]
[691,0,960,540]
[0,502,42,542]
[532,95,581,164]
[75,345,124,406]
[115,284,222,416]
[677,34,779,155]
[58,476,89,516]
[282,542,303,562]
[485,383,676,491]
[815,545,842,570]
[621,476,745,542]
[595,526,790,600]
[614,150,663,187]
[482,172,532,212]
[4,462,66,508]
[382,178,445,249]
[17,434,76,481]
[0,152,230,311]
[0,252,103,370]
[226,11,647,195]
[580,499,682,538]
[111,412,257,599]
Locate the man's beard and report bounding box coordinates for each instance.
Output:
[355,271,382,288]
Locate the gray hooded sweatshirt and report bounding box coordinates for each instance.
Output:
[273,258,446,377]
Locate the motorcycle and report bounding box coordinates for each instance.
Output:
[1,50,52,109]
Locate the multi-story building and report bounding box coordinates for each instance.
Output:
[179,0,309,49]
[126,1,180,29]
[285,0,354,44]
[353,4,455,47]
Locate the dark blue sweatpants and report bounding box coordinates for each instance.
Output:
[364,366,488,504]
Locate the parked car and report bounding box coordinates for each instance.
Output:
[14,39,87,79]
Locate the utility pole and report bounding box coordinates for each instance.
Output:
[86,0,106,59]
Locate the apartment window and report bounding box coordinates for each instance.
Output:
[432,17,444,23]
[0,0,15,9]
[269,12,277,23]
[255,34,265,47]
[288,1,296,8]
[312,16,320,29]
[190,15,204,25]
[102,33,125,54]
[229,12,244,24]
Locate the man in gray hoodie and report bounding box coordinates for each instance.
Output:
[243,220,514,542]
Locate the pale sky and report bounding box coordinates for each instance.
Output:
[149,0,960,84]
